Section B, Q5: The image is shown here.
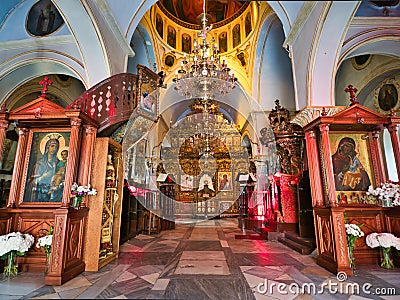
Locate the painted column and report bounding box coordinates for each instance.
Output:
[62,118,82,208]
[305,130,324,207]
[387,124,400,181]
[319,124,337,207]
[0,120,9,165]
[8,128,29,207]
[77,125,97,207]
[371,130,385,185]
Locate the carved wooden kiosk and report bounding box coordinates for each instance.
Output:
[83,138,123,271]
[303,99,400,276]
[0,90,98,285]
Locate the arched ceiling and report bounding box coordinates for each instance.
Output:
[158,0,247,26]
[0,0,23,28]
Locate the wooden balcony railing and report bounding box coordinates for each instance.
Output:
[67,65,161,134]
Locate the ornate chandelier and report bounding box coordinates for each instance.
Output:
[172,0,237,99]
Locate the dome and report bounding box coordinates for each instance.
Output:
[158,0,248,28]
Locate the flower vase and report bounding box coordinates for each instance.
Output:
[71,196,82,209]
[4,251,18,278]
[380,247,394,269]
[44,252,51,275]
[348,244,356,270]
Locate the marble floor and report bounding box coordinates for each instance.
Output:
[1,218,400,299]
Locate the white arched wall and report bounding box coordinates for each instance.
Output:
[308,2,359,107]
[51,0,132,86]
[335,55,400,106]
[0,56,85,105]
[127,23,156,73]
[253,14,295,110]
[284,1,359,109]
[266,1,303,37]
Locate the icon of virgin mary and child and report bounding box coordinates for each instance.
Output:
[26,134,68,202]
[332,137,371,191]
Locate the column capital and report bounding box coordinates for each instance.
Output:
[387,124,398,133]
[84,125,96,136]
[70,118,82,128]
[17,127,29,136]
[319,123,330,134]
[305,130,316,139]
[371,130,380,140]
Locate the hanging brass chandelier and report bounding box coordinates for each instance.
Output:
[172,0,237,99]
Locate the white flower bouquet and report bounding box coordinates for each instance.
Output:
[36,226,53,264]
[366,182,400,207]
[70,182,97,209]
[345,223,364,269]
[0,232,34,277]
[366,232,400,269]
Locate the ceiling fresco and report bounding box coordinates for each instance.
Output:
[159,0,245,25]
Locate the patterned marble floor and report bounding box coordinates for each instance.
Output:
[1,218,400,299]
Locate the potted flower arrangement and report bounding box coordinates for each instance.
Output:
[0,232,34,277]
[366,232,400,269]
[366,182,400,207]
[345,223,364,269]
[36,227,53,273]
[70,182,97,209]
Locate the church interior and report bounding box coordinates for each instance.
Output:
[0,0,399,298]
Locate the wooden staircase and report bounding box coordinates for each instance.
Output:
[278,231,316,255]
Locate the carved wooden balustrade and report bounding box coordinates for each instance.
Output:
[67,73,138,134]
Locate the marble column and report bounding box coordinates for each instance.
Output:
[253,155,267,216]
[305,130,324,207]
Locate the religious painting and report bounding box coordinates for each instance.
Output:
[180,174,194,191]
[232,24,241,48]
[132,139,147,185]
[22,131,70,203]
[167,26,176,48]
[245,12,252,37]
[164,54,175,67]
[26,0,64,36]
[181,33,191,53]
[219,32,227,53]
[378,83,398,111]
[137,65,159,121]
[156,13,163,38]
[237,52,246,67]
[0,138,18,173]
[329,133,374,205]
[218,171,232,191]
[198,173,215,198]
